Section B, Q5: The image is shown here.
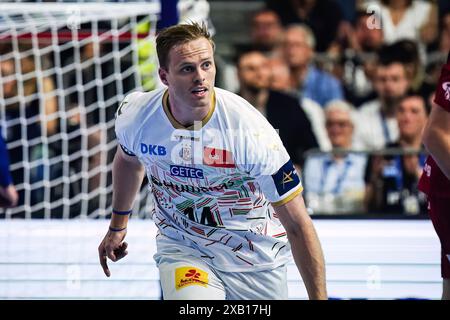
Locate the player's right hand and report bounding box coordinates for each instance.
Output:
[98,228,128,277]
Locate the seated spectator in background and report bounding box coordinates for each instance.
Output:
[439,11,450,54]
[266,0,344,52]
[371,0,438,58]
[221,9,284,93]
[237,50,319,167]
[283,24,344,107]
[303,100,367,215]
[354,47,411,150]
[364,93,428,215]
[268,58,331,151]
[391,40,424,92]
[339,9,384,107]
[235,9,284,59]
[0,129,18,208]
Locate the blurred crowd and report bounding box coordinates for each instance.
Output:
[214,0,449,216]
[1,0,449,217]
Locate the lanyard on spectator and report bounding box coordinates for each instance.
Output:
[393,156,403,190]
[380,113,391,144]
[320,157,352,195]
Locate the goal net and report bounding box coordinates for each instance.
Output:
[0,2,161,219]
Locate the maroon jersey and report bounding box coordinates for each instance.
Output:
[434,63,450,113]
[418,156,450,198]
[418,53,450,197]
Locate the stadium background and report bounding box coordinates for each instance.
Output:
[0,0,445,299]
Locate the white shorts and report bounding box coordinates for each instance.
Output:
[154,235,288,300]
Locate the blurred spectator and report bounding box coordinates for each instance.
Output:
[283,24,344,107]
[391,40,423,92]
[439,11,450,54]
[1,48,59,208]
[335,0,360,23]
[0,129,18,209]
[353,46,412,149]
[303,100,367,215]
[267,58,291,92]
[237,50,319,167]
[266,0,344,52]
[62,40,117,120]
[267,58,331,151]
[364,93,428,215]
[339,10,384,106]
[235,9,284,59]
[371,0,438,52]
[61,41,112,198]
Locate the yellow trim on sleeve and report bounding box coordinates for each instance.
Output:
[271,186,303,207]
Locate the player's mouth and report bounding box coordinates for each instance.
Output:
[191,87,208,98]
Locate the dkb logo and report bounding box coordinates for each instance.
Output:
[140,143,167,156]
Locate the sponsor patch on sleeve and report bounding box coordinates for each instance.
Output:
[271,160,300,196]
[175,267,209,290]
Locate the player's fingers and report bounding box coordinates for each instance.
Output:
[98,246,111,277]
[115,242,129,261]
[105,244,117,262]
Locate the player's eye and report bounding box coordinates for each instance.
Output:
[202,61,212,69]
[181,66,194,73]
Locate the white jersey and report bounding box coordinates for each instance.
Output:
[115,87,303,272]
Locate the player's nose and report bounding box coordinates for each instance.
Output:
[193,67,206,84]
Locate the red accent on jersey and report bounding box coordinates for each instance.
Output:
[203,147,236,168]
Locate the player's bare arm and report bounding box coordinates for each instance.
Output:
[422,104,450,180]
[98,146,145,277]
[274,194,327,300]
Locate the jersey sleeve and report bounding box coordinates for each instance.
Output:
[239,117,303,207]
[115,92,141,156]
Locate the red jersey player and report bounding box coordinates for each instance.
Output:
[419,51,450,300]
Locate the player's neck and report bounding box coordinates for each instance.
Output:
[167,94,213,127]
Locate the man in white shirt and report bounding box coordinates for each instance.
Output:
[97,22,327,300]
[304,100,367,214]
[354,55,411,150]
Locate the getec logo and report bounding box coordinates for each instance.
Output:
[140,143,167,156]
[170,165,204,179]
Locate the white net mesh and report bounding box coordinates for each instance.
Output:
[0,2,160,219]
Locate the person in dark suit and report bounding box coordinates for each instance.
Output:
[236,50,319,168]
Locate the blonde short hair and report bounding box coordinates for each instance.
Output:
[156,22,215,69]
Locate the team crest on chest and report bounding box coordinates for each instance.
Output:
[180,144,192,162]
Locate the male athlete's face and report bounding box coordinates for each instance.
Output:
[159,37,216,109]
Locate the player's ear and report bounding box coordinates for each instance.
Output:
[158,68,169,86]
